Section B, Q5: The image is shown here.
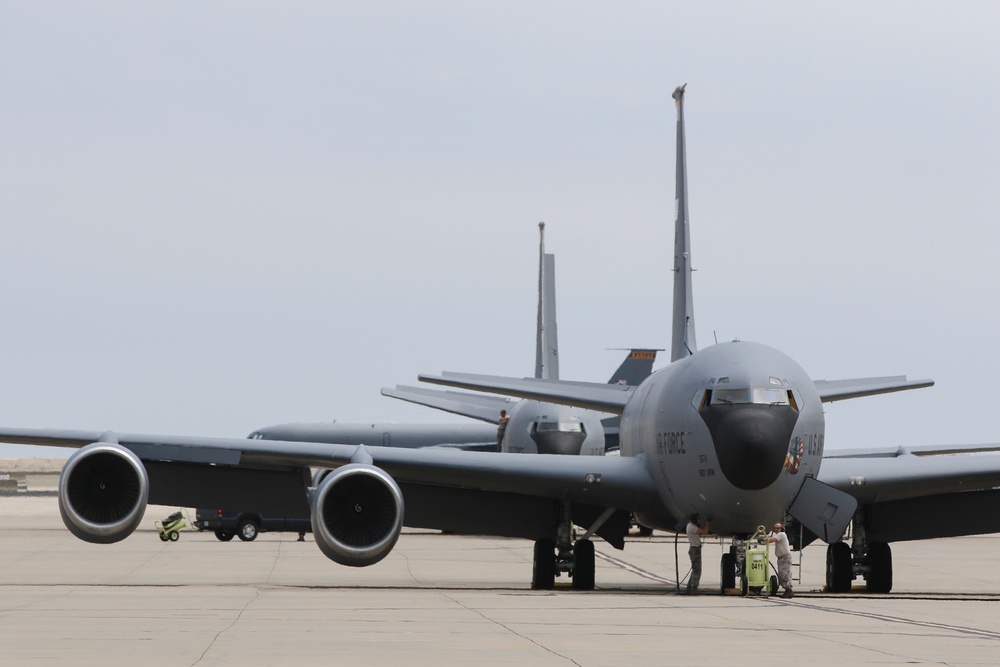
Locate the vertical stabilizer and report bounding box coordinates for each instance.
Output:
[606,349,661,386]
[535,222,559,380]
[670,84,697,362]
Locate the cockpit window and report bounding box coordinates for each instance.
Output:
[701,387,794,408]
[752,388,790,405]
[711,388,751,405]
[534,421,585,434]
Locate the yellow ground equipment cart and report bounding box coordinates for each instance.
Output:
[155,510,192,542]
[740,525,778,597]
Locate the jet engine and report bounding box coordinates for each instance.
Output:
[311,468,331,487]
[58,443,149,544]
[310,464,404,567]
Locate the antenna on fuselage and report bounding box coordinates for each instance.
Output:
[671,84,697,363]
[535,222,559,380]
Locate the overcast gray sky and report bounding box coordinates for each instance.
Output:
[2,2,999,457]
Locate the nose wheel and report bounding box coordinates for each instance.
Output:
[720,546,737,591]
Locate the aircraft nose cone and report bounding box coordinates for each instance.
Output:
[530,431,586,456]
[700,406,798,490]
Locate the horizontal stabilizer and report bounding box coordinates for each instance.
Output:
[814,376,933,402]
[417,372,635,415]
[381,385,514,424]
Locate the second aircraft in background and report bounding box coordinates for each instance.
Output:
[250,222,658,456]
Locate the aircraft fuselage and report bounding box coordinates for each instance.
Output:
[622,341,824,535]
[503,399,606,456]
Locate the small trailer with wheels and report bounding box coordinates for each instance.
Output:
[154,510,193,542]
[740,525,778,597]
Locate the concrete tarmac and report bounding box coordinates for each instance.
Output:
[2,495,999,666]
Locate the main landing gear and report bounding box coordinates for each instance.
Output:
[531,503,609,591]
[532,538,596,590]
[825,513,892,593]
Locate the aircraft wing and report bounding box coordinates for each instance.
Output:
[813,376,934,402]
[818,447,1000,543]
[417,372,635,414]
[823,443,1000,459]
[380,385,515,424]
[0,426,661,545]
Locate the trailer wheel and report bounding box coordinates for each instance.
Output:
[168,531,179,542]
[215,530,235,542]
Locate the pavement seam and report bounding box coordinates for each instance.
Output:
[190,588,261,667]
[443,592,583,666]
[762,596,1000,641]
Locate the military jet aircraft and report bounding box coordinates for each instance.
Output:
[381,223,657,456]
[3,85,1000,593]
[249,223,658,456]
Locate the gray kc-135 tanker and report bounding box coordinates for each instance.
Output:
[248,222,658,458]
[4,85,1000,592]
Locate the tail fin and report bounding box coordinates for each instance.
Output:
[535,222,559,380]
[606,349,662,386]
[671,84,697,362]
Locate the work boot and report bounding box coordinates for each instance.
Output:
[781,588,793,599]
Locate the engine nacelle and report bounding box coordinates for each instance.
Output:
[58,443,149,544]
[311,468,331,487]
[310,464,404,567]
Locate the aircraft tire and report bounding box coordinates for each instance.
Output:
[720,552,736,591]
[637,524,653,537]
[215,530,235,542]
[572,539,595,591]
[237,519,259,542]
[531,539,556,590]
[826,542,853,592]
[866,542,893,593]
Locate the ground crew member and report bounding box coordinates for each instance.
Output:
[686,513,710,593]
[769,522,793,598]
[496,410,510,451]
